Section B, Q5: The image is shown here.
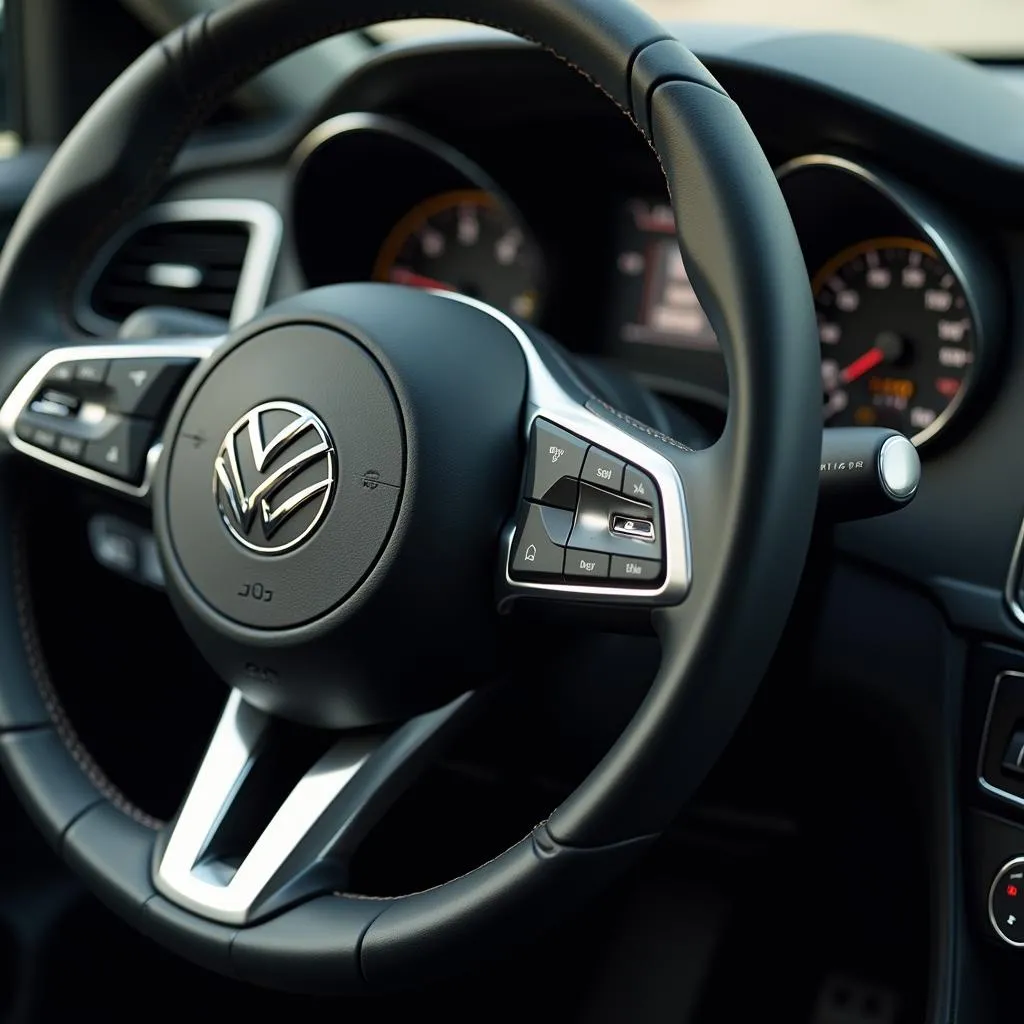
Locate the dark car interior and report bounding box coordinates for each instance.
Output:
[2,1,1024,1021]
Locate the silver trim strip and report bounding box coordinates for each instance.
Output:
[774,154,986,450]
[433,292,692,608]
[74,198,282,336]
[988,856,1024,947]
[155,690,382,925]
[0,339,219,498]
[977,670,1024,809]
[291,111,493,182]
[1006,518,1024,629]
[155,688,471,924]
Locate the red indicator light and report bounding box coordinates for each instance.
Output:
[936,377,961,399]
[1008,885,1019,897]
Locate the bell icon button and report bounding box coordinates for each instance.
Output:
[510,502,570,580]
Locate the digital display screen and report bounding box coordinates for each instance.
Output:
[609,199,718,351]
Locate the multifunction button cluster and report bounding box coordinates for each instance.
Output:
[13,355,195,487]
[510,418,665,587]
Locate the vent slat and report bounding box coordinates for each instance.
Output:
[88,219,250,326]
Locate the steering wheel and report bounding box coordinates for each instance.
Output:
[0,0,820,994]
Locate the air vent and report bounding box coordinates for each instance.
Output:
[77,199,282,336]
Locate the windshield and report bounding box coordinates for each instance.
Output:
[373,1,1024,56]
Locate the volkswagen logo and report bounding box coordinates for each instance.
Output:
[214,401,336,555]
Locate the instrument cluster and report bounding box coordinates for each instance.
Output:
[291,115,1004,452]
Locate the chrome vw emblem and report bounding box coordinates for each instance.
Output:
[214,401,336,555]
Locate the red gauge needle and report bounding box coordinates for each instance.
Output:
[389,266,456,291]
[835,332,906,386]
[839,346,885,384]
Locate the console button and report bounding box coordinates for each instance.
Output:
[46,363,76,384]
[611,515,656,542]
[990,859,1024,946]
[74,360,109,385]
[525,419,587,509]
[15,419,57,450]
[565,549,610,581]
[107,358,194,418]
[610,555,662,584]
[510,502,571,579]
[581,446,625,492]
[623,465,659,507]
[56,435,86,461]
[569,482,662,560]
[29,389,79,419]
[83,418,153,483]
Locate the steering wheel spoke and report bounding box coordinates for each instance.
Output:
[154,688,472,927]
[0,336,217,498]
[479,299,696,615]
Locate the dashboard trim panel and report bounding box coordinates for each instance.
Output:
[977,670,1024,809]
[74,198,283,337]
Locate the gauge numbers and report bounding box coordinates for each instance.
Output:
[814,237,975,445]
[373,189,542,321]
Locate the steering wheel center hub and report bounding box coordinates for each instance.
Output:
[164,321,405,630]
[153,286,529,728]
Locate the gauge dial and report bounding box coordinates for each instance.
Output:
[814,237,976,444]
[373,189,542,321]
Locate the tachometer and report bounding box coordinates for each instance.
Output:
[373,189,543,321]
[814,237,976,445]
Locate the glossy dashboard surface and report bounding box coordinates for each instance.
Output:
[152,24,1024,648]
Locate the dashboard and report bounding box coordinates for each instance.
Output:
[290,89,1001,452]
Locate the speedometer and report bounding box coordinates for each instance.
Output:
[814,237,976,445]
[372,189,543,321]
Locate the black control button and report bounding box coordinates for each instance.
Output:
[623,465,659,507]
[1003,730,1024,777]
[83,418,153,483]
[107,358,194,418]
[510,502,570,579]
[565,549,610,581]
[74,360,109,385]
[56,435,86,461]
[15,418,57,450]
[581,447,625,492]
[526,419,588,509]
[611,515,656,542]
[569,482,662,560]
[29,389,79,419]
[990,860,1024,946]
[610,556,663,584]
[46,363,76,384]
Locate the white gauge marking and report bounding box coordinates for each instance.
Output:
[420,226,445,258]
[819,322,841,345]
[495,229,523,267]
[925,289,953,312]
[836,289,860,312]
[457,205,480,246]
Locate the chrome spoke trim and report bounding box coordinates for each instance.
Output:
[154,689,470,925]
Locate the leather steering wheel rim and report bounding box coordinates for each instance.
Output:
[0,0,821,994]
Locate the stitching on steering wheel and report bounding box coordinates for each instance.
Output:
[10,512,163,830]
[60,8,672,318]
